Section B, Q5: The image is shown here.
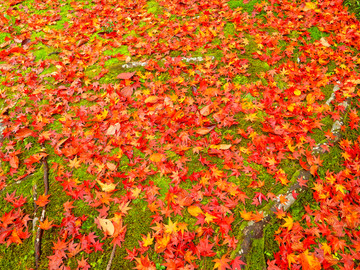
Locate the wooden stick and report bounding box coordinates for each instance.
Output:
[34,155,49,269]
[106,244,117,270]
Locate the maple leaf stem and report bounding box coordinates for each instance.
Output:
[106,244,117,270]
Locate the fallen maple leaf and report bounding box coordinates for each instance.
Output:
[35,194,50,207]
[106,162,117,171]
[281,216,294,231]
[96,180,117,193]
[39,218,53,230]
[106,123,121,135]
[299,250,321,270]
[142,233,154,247]
[319,37,331,47]
[9,155,19,169]
[188,205,203,217]
[120,86,133,98]
[213,254,231,270]
[149,153,164,163]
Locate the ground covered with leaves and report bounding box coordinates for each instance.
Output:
[0,0,360,269]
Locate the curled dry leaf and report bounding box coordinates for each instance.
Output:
[76,38,88,47]
[106,162,117,171]
[21,38,31,47]
[120,86,133,98]
[188,205,203,217]
[15,128,33,140]
[117,72,136,80]
[319,37,331,47]
[200,105,211,116]
[210,144,232,150]
[145,96,159,104]
[106,123,121,135]
[196,125,215,135]
[98,218,115,236]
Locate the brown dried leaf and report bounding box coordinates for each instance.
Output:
[196,126,215,135]
[98,218,115,236]
[319,37,330,47]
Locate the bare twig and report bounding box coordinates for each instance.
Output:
[106,244,117,270]
[34,155,49,269]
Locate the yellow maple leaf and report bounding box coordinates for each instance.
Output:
[150,153,165,163]
[287,253,298,269]
[321,242,331,255]
[188,205,203,217]
[205,212,216,224]
[282,216,294,231]
[142,233,154,247]
[164,218,178,234]
[96,180,117,193]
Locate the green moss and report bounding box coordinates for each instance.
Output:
[224,22,236,37]
[246,237,266,270]
[263,220,280,262]
[49,3,73,30]
[274,74,288,90]
[147,1,164,15]
[343,0,360,18]
[0,240,35,268]
[112,199,153,269]
[103,46,129,56]
[0,32,11,44]
[32,43,60,61]
[310,115,333,144]
[316,144,343,179]
[84,65,103,80]
[104,58,120,67]
[307,26,330,43]
[228,0,264,13]
[40,65,58,76]
[233,74,249,85]
[100,63,145,85]
[153,175,171,200]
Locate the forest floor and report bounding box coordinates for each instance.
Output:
[0,0,360,269]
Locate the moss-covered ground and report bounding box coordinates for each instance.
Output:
[0,0,359,269]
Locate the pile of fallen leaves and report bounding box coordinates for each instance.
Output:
[0,0,360,269]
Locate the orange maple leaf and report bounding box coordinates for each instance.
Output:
[35,194,50,207]
[39,218,53,230]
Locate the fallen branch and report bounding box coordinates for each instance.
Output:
[233,81,351,267]
[119,55,215,69]
[234,170,310,265]
[34,155,49,269]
